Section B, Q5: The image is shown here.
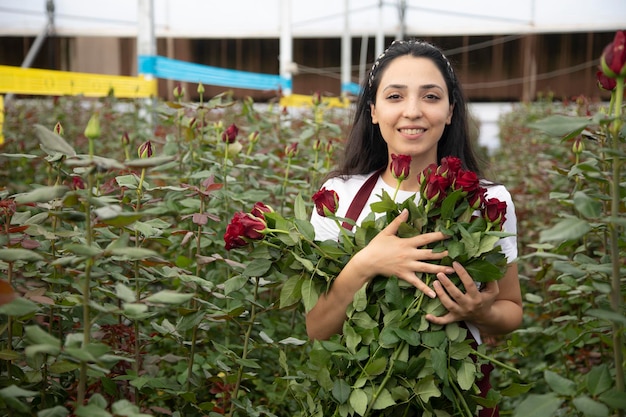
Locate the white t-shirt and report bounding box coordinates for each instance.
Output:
[310,171,519,343]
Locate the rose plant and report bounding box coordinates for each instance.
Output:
[224,156,517,417]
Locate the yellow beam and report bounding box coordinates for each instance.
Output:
[0,95,4,145]
[280,94,350,109]
[0,65,157,99]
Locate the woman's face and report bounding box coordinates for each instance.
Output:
[370,55,453,165]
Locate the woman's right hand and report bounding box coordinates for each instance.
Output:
[351,209,454,298]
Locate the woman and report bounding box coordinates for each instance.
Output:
[307,40,522,416]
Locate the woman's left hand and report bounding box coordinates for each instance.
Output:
[425,261,499,325]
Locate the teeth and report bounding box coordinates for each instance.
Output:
[400,128,424,134]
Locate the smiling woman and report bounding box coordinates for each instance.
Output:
[307,38,522,417]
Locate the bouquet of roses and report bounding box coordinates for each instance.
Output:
[224,156,516,417]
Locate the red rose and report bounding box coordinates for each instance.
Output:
[453,169,479,194]
[251,202,273,219]
[423,174,450,202]
[597,70,617,91]
[390,154,411,181]
[483,197,507,226]
[222,123,239,143]
[468,186,487,210]
[224,211,266,250]
[601,30,626,78]
[312,187,339,217]
[138,140,153,159]
[438,156,462,178]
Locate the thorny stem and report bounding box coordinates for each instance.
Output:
[608,77,625,411]
[227,277,260,417]
[363,341,406,417]
[77,166,95,406]
[470,348,520,374]
[186,199,204,391]
[448,373,474,417]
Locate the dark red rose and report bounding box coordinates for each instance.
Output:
[418,163,439,186]
[224,211,266,250]
[438,156,463,178]
[469,186,487,210]
[138,140,153,159]
[285,142,298,157]
[483,197,507,226]
[71,176,85,190]
[601,30,626,78]
[597,70,617,91]
[312,187,339,217]
[423,174,450,202]
[454,169,479,194]
[222,123,239,143]
[251,202,272,219]
[390,154,411,181]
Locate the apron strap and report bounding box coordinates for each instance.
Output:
[341,169,384,231]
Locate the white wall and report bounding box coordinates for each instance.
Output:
[1,0,624,38]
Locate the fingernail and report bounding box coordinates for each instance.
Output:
[446,268,455,274]
[428,290,437,298]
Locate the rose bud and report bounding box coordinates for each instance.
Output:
[84,113,101,140]
[251,202,273,219]
[138,140,153,159]
[197,82,205,95]
[483,197,507,226]
[285,142,298,157]
[438,156,462,177]
[173,83,185,100]
[600,30,626,78]
[312,187,339,217]
[390,154,411,181]
[468,186,487,210]
[572,137,584,155]
[596,70,617,91]
[120,132,130,146]
[222,123,239,144]
[248,130,260,144]
[54,122,64,136]
[423,174,449,202]
[453,169,480,194]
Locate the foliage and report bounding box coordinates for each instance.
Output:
[490,87,626,417]
[0,91,346,416]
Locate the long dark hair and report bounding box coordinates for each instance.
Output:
[332,39,484,178]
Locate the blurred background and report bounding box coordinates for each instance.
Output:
[1,0,624,150]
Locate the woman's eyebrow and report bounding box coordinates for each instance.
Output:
[382,83,445,92]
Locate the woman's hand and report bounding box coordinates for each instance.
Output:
[352,209,455,298]
[425,262,523,335]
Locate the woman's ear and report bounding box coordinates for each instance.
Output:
[446,103,455,125]
[370,102,378,124]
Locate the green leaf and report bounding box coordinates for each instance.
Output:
[586,309,626,326]
[34,124,77,156]
[24,325,61,356]
[415,375,441,402]
[223,275,248,295]
[75,404,112,417]
[464,258,506,283]
[108,247,157,260]
[528,115,590,137]
[430,348,447,380]
[544,370,576,396]
[363,356,387,377]
[243,258,272,277]
[0,297,40,317]
[586,364,612,396]
[64,244,103,257]
[0,248,44,262]
[294,194,308,221]
[372,388,395,410]
[14,185,69,204]
[573,191,603,219]
[598,389,626,410]
[295,218,316,241]
[572,396,609,417]
[332,379,351,404]
[512,393,563,417]
[144,291,194,305]
[292,252,315,272]
[37,405,71,417]
[349,388,368,416]
[279,275,302,308]
[539,217,592,242]
[115,283,136,303]
[0,384,38,398]
[457,360,477,390]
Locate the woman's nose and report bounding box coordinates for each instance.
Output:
[402,97,422,119]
